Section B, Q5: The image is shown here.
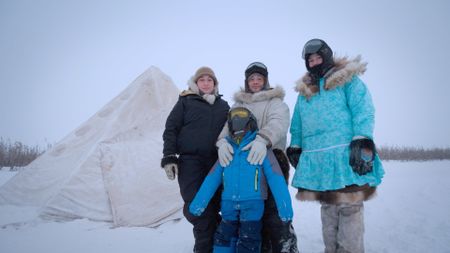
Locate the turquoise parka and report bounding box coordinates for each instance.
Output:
[290,56,384,195]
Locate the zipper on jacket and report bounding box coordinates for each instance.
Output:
[223,171,225,188]
[254,168,259,191]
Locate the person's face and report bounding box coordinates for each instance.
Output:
[308,53,323,68]
[247,73,265,93]
[196,75,215,94]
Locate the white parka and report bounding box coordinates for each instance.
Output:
[217,86,290,151]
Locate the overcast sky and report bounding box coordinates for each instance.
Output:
[1,0,450,148]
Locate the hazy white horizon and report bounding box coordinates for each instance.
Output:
[1,0,450,148]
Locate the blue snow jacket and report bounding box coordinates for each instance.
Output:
[189,131,293,221]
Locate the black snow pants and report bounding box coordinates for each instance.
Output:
[178,155,221,253]
[261,190,299,253]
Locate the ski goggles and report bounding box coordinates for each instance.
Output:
[228,107,253,133]
[246,62,267,71]
[302,39,325,59]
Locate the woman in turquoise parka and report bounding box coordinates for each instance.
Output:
[286,39,384,253]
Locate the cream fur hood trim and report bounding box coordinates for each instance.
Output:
[295,56,367,99]
[233,85,285,104]
[180,76,219,105]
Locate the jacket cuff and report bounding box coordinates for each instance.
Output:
[289,136,302,148]
[256,133,272,148]
[161,155,179,168]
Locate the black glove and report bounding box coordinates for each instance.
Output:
[286,146,302,169]
[349,138,376,175]
[161,154,179,168]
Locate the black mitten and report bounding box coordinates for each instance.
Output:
[286,146,302,169]
[349,138,376,175]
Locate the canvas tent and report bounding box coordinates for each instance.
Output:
[0,67,184,227]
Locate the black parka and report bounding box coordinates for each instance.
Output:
[163,93,229,158]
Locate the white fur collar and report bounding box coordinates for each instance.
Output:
[233,85,285,104]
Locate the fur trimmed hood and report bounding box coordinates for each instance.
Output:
[295,56,367,99]
[233,85,285,104]
[180,76,219,105]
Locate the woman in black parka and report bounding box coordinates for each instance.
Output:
[161,66,230,253]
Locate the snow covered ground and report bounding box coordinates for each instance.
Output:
[1,161,449,253]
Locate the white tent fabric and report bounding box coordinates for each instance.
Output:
[0,66,184,227]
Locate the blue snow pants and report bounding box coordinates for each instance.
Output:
[214,200,264,253]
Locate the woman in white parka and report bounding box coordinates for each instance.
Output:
[216,62,299,253]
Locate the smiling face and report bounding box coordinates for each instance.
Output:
[247,73,265,93]
[196,75,215,94]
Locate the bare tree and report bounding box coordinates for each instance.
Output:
[0,138,48,170]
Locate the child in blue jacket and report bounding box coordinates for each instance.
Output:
[189,107,293,253]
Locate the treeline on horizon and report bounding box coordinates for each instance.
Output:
[0,139,449,170]
[0,138,50,170]
[377,146,450,161]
